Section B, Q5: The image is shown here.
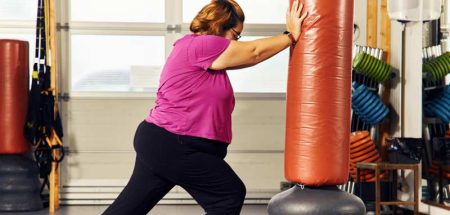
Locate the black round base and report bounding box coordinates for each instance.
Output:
[0,154,43,211]
[268,185,365,215]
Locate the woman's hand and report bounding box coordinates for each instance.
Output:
[286,0,308,42]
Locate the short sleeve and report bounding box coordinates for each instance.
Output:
[189,35,231,70]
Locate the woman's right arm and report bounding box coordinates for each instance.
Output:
[211,35,292,70]
[210,0,307,71]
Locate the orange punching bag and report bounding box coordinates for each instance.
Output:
[268,1,364,214]
[0,40,30,154]
[285,0,353,186]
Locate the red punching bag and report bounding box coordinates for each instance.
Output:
[0,40,30,154]
[285,0,353,186]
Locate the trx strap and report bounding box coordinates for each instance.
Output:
[24,0,64,200]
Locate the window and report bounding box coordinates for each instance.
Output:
[70,0,165,23]
[228,36,288,93]
[238,0,288,24]
[182,0,211,23]
[69,0,167,93]
[2,0,289,94]
[71,35,165,92]
[0,0,37,21]
[182,0,288,24]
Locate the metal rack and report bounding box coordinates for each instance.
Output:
[421,44,450,204]
[339,45,386,194]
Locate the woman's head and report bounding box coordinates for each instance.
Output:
[190,0,245,40]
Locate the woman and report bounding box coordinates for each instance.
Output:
[103,0,307,214]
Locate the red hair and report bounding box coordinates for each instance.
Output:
[190,0,245,36]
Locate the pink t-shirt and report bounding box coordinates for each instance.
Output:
[145,34,234,143]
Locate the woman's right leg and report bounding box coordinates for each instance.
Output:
[102,121,177,215]
[102,157,175,215]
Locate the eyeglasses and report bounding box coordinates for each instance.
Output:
[230,28,241,40]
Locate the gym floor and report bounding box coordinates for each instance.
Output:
[0,205,404,215]
[0,204,268,215]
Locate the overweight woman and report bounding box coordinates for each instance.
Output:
[103,0,307,214]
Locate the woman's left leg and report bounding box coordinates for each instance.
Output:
[165,136,246,215]
[177,152,246,215]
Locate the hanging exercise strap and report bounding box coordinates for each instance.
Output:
[25,0,64,195]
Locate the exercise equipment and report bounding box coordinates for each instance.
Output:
[349,131,382,182]
[269,186,365,214]
[352,82,389,125]
[424,85,450,124]
[24,0,64,212]
[0,40,43,211]
[423,52,450,81]
[0,155,43,211]
[428,160,450,179]
[284,0,352,187]
[350,45,385,151]
[0,40,30,154]
[353,52,392,83]
[268,0,365,214]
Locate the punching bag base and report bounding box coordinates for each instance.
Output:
[268,185,365,215]
[0,155,43,212]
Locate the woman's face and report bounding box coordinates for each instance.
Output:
[224,22,243,41]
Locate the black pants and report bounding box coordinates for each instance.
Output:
[102,121,246,215]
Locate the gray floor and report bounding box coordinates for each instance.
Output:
[0,205,408,215]
[0,205,269,215]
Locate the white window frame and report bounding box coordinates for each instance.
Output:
[0,0,287,99]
